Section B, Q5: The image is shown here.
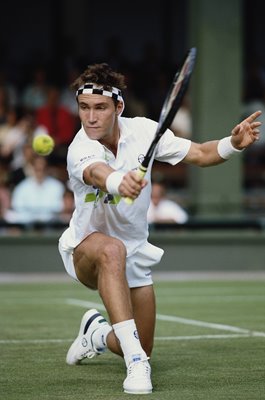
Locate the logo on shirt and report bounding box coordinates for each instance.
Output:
[79,155,96,162]
[84,189,121,207]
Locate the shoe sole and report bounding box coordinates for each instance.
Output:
[124,389,152,394]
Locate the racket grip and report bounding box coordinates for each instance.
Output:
[124,167,147,205]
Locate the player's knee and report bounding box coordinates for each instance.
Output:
[99,238,127,271]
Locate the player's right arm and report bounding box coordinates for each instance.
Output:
[83,162,147,200]
[183,110,261,167]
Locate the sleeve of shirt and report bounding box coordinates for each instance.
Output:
[67,139,107,183]
[155,128,191,165]
[138,117,191,165]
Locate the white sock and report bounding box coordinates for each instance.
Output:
[112,319,147,366]
[91,324,112,352]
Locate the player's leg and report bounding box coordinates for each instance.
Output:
[67,232,152,393]
[73,232,132,324]
[130,284,156,357]
[70,232,130,357]
[65,232,125,364]
[118,285,155,394]
[103,286,156,359]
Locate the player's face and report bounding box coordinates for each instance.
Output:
[78,94,122,142]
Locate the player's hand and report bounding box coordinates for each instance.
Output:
[231,110,262,150]
[119,171,147,199]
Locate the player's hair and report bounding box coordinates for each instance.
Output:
[71,63,127,92]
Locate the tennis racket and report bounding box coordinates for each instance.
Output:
[125,47,197,204]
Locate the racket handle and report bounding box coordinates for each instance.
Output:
[124,167,147,205]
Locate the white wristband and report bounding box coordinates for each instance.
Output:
[217,136,244,160]
[106,171,125,195]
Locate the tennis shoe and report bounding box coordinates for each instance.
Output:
[66,308,110,365]
[123,358,152,394]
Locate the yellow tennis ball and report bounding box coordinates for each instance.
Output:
[32,134,55,156]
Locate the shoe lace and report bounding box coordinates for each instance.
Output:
[79,349,98,360]
[82,342,105,359]
[127,359,150,379]
[86,351,97,359]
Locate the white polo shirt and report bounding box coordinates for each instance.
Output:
[59,116,191,257]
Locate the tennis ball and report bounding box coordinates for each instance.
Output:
[32,134,55,156]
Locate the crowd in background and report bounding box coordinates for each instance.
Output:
[0,48,265,232]
[0,48,194,232]
[0,63,77,229]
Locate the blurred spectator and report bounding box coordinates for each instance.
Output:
[0,110,35,183]
[122,90,148,118]
[59,188,75,224]
[147,181,188,224]
[60,67,80,137]
[0,70,18,108]
[36,85,76,164]
[36,84,76,145]
[8,141,36,187]
[170,94,192,139]
[0,174,11,221]
[20,66,48,112]
[122,67,148,117]
[0,108,17,146]
[7,156,65,224]
[60,67,79,118]
[0,86,10,124]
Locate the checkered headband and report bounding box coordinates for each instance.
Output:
[76,83,123,103]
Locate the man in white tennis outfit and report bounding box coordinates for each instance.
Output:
[58,63,261,394]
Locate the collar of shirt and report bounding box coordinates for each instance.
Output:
[117,117,133,143]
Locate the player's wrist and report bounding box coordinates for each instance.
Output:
[217,136,244,160]
[106,171,125,195]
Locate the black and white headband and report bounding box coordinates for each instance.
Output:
[76,83,123,103]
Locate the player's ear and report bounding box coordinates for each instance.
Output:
[116,101,124,116]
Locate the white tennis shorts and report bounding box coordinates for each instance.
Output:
[58,240,164,288]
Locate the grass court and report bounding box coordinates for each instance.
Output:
[0,277,264,399]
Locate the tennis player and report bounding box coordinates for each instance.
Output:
[58,63,261,394]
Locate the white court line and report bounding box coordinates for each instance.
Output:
[0,339,72,344]
[66,298,265,338]
[67,299,105,311]
[155,334,252,340]
[156,313,263,335]
[0,333,260,345]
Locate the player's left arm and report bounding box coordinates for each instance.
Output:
[183,110,262,167]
